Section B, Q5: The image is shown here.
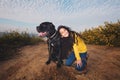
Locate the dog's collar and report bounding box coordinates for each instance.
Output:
[50,31,57,39]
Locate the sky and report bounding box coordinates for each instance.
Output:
[0,0,120,33]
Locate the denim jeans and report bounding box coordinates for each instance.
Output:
[65,52,87,71]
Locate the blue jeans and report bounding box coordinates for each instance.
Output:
[65,52,87,71]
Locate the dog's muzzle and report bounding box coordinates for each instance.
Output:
[38,32,47,37]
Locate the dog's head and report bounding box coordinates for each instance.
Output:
[36,22,56,37]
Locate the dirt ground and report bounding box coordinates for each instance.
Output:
[0,43,120,80]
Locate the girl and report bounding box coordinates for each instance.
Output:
[58,25,88,74]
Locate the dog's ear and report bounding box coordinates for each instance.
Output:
[49,22,55,30]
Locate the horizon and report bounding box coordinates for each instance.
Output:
[0,0,120,33]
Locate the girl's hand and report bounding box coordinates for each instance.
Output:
[76,60,82,67]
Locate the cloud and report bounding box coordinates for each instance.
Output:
[0,0,120,32]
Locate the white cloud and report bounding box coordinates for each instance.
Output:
[0,0,120,32]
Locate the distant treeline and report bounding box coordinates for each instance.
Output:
[0,31,44,60]
[81,21,120,47]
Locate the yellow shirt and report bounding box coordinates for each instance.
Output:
[73,34,87,60]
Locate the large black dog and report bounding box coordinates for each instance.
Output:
[36,22,63,68]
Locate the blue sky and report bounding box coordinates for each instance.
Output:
[0,0,120,33]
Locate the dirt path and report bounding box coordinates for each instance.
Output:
[0,43,120,80]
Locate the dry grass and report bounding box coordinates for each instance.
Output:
[0,43,120,80]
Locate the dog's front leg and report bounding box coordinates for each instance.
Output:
[46,52,51,65]
[57,42,63,68]
[46,43,52,65]
[57,59,63,68]
[46,49,51,65]
[46,58,51,65]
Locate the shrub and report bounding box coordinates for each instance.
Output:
[0,31,44,60]
[81,21,120,47]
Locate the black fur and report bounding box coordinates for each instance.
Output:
[36,22,63,68]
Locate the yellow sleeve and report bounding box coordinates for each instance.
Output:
[72,33,87,60]
[73,43,81,60]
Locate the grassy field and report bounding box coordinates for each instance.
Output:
[0,43,120,80]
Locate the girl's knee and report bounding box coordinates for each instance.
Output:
[65,61,72,66]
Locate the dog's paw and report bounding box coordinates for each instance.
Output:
[57,63,61,68]
[46,60,51,65]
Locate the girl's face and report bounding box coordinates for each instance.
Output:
[59,28,69,38]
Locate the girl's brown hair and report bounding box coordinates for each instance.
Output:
[58,25,82,43]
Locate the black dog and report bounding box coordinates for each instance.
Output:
[36,22,63,68]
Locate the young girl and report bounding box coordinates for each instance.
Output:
[58,25,88,74]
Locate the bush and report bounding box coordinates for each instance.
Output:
[81,21,120,47]
[0,31,44,60]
